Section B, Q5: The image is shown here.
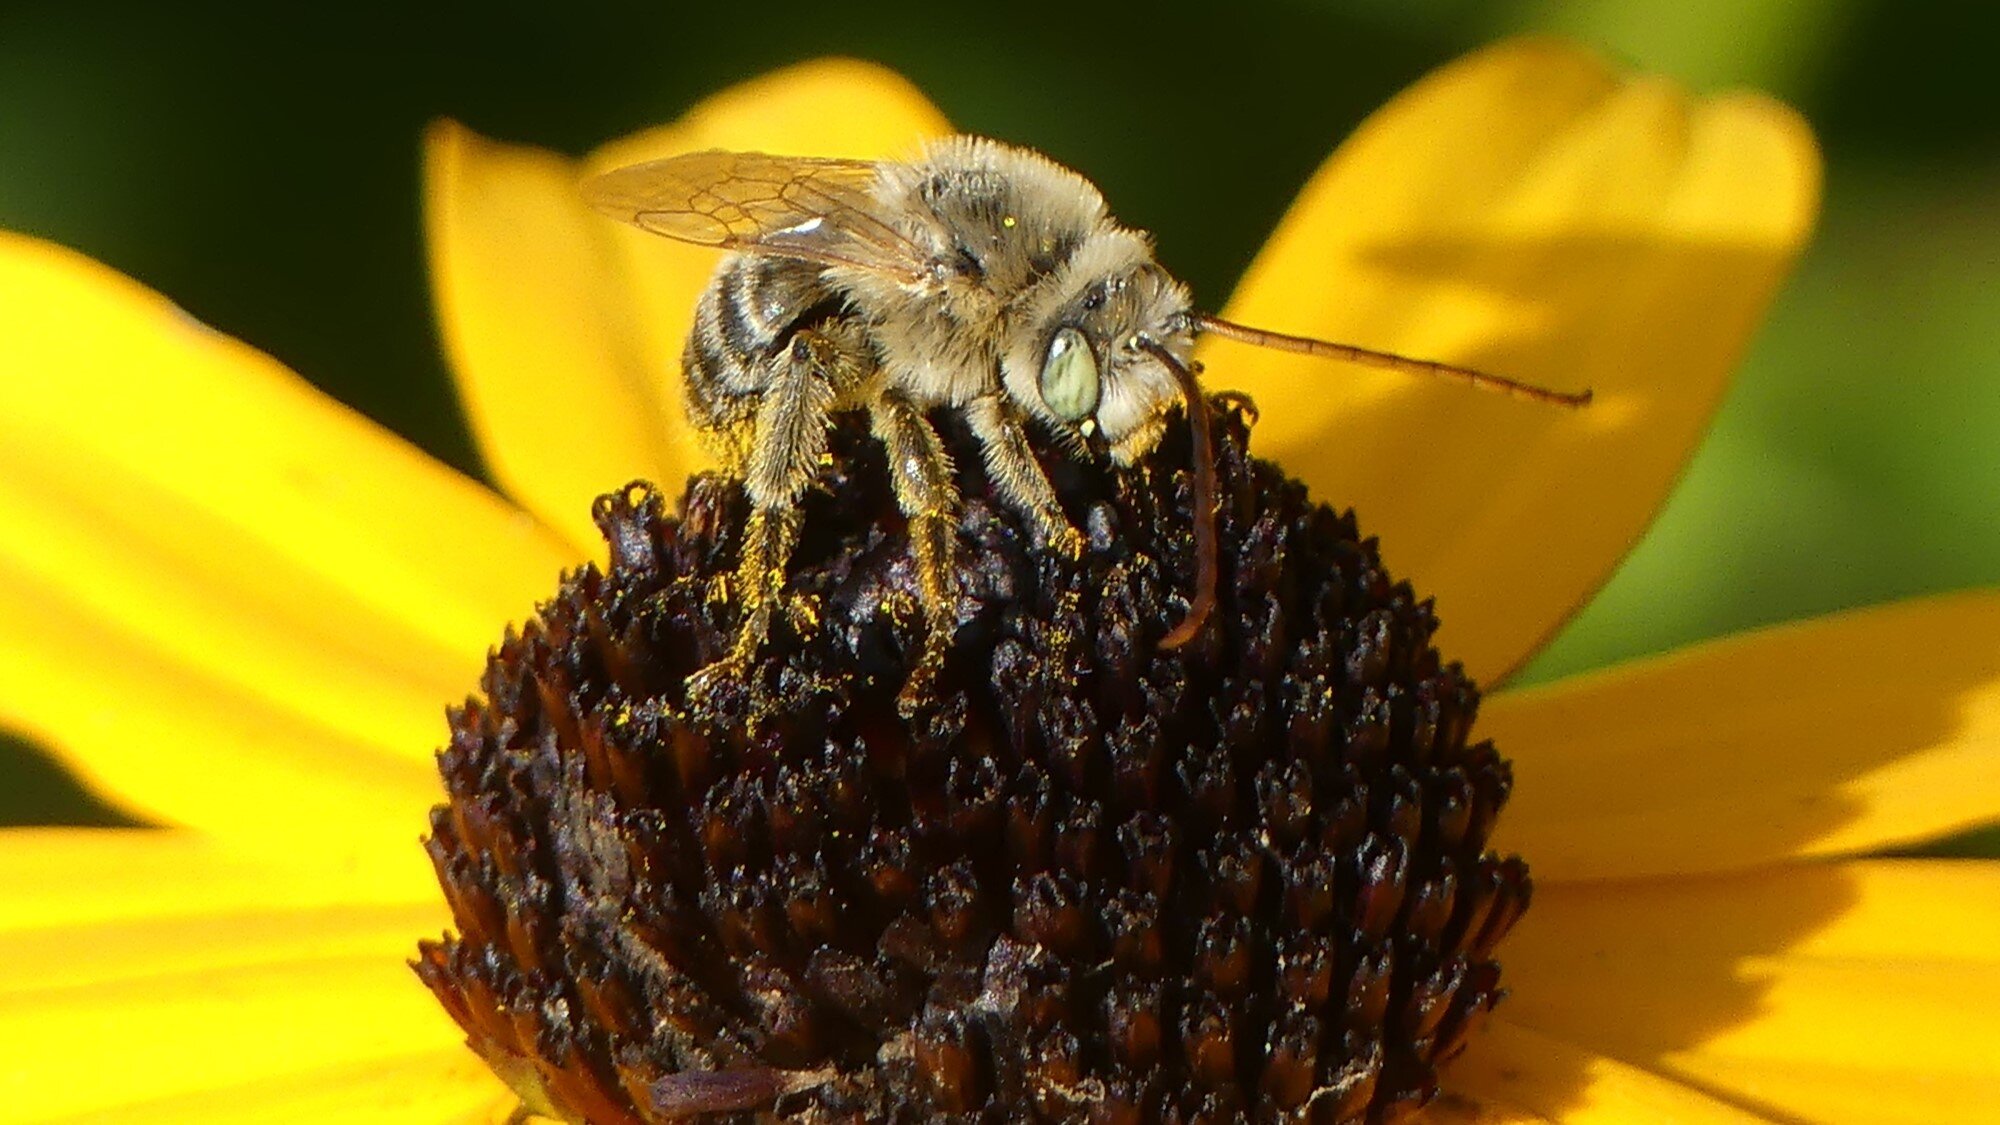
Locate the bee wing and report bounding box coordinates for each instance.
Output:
[582,151,928,283]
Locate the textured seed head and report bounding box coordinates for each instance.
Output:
[416,402,1531,1123]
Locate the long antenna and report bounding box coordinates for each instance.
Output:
[1196,313,1592,407]
[1140,339,1218,651]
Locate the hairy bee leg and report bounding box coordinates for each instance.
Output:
[689,331,843,698]
[868,389,960,710]
[964,395,1083,559]
[725,505,805,663]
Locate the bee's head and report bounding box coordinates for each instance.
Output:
[1004,229,1195,459]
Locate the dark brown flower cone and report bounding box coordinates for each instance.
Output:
[415,401,1530,1124]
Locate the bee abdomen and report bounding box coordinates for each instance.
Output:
[684,256,840,424]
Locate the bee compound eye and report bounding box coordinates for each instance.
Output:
[1038,326,1102,423]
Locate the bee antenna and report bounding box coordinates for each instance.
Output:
[1140,338,1218,651]
[1194,313,1593,408]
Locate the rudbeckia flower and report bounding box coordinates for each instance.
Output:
[3,35,1995,1124]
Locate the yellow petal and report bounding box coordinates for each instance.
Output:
[0,901,478,1121]
[0,828,436,934]
[1486,591,2000,881]
[1640,1056,1995,1125]
[0,830,489,1120]
[55,1052,515,1125]
[0,233,569,689]
[425,119,682,557]
[1210,37,1820,684]
[1439,1019,1772,1123]
[0,381,473,771]
[1500,860,2000,1124]
[7,892,445,994]
[0,549,443,884]
[0,233,567,847]
[584,59,952,475]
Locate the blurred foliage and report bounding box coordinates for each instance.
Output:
[0,0,1995,842]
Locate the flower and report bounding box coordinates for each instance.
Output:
[418,399,1534,1122]
[1,34,1994,1124]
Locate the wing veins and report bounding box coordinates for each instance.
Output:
[585,151,929,283]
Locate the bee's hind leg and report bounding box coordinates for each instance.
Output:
[686,330,849,706]
[867,389,961,715]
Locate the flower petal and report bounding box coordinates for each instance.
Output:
[583,59,952,473]
[0,233,569,688]
[1485,591,2000,881]
[1439,1019,1773,1123]
[53,1052,515,1125]
[0,556,444,886]
[1500,860,2000,1124]
[0,235,561,864]
[0,829,490,1120]
[0,893,485,1121]
[1208,37,1820,684]
[0,828,435,934]
[425,119,681,557]
[10,893,445,994]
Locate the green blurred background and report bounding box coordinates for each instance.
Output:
[1,0,1995,846]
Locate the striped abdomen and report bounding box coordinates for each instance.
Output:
[682,255,845,432]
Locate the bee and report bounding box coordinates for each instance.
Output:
[583,137,1587,708]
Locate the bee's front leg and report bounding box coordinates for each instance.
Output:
[964,395,1083,559]
[867,389,961,714]
[687,329,849,704]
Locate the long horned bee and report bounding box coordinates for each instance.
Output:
[583,137,1587,705]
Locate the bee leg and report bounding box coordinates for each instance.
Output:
[964,395,1083,559]
[722,504,805,656]
[867,389,960,713]
[687,331,843,702]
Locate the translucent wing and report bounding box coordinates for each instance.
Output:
[582,151,928,283]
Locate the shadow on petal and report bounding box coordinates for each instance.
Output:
[1210,36,1817,687]
[1441,1018,1775,1123]
[1486,862,2000,1123]
[1456,591,2000,1121]
[1421,869,1860,1120]
[1486,591,2000,882]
